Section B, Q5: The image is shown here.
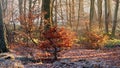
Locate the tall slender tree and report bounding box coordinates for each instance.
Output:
[41,0,51,31]
[104,0,112,34]
[104,0,109,33]
[0,0,9,53]
[66,0,69,26]
[76,0,81,32]
[97,0,102,29]
[60,0,64,25]
[18,0,23,25]
[69,0,72,28]
[54,0,58,25]
[71,0,75,28]
[107,0,112,24]
[111,0,120,37]
[80,0,84,14]
[42,0,50,20]
[89,0,95,30]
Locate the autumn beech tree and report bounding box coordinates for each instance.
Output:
[39,26,76,61]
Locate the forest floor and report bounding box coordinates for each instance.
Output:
[10,44,120,68]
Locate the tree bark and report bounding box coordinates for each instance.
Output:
[69,0,72,28]
[42,0,50,20]
[97,0,102,30]
[111,0,119,37]
[18,0,23,25]
[42,0,52,30]
[0,0,9,53]
[89,0,95,31]
[54,0,58,25]
[76,0,81,32]
[80,0,84,14]
[104,0,109,34]
[60,0,64,25]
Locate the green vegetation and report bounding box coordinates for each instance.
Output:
[105,39,120,48]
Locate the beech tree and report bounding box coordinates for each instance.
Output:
[112,0,120,36]
[0,0,9,53]
[89,0,95,30]
[40,0,76,61]
[39,27,76,61]
[97,0,102,29]
[42,0,50,21]
[104,0,112,34]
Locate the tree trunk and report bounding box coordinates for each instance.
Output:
[0,0,9,53]
[80,0,84,14]
[89,0,95,31]
[66,0,69,26]
[69,0,72,28]
[60,0,64,25]
[50,0,54,25]
[12,0,16,43]
[97,0,102,30]
[104,0,109,34]
[18,0,23,25]
[111,0,119,37]
[42,0,50,20]
[76,0,81,32]
[42,0,51,30]
[71,0,75,29]
[54,0,58,25]
[29,0,32,12]
[107,0,112,24]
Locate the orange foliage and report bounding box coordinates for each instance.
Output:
[17,11,41,33]
[83,32,109,49]
[39,26,76,51]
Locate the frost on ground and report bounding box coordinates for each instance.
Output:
[2,44,120,68]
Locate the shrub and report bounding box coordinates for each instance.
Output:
[39,26,76,60]
[105,39,120,48]
[81,32,109,49]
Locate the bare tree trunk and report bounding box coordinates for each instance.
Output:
[71,0,75,29]
[104,0,109,34]
[12,0,15,43]
[76,0,84,32]
[42,0,51,28]
[60,0,64,25]
[69,0,72,28]
[89,0,95,31]
[107,0,112,24]
[54,0,58,25]
[50,0,55,25]
[0,0,9,53]
[66,0,69,25]
[80,0,84,14]
[1,0,7,17]
[29,0,32,12]
[42,0,50,20]
[97,0,102,30]
[76,0,81,32]
[18,0,23,25]
[111,0,119,37]
[23,0,26,14]
[42,0,55,29]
